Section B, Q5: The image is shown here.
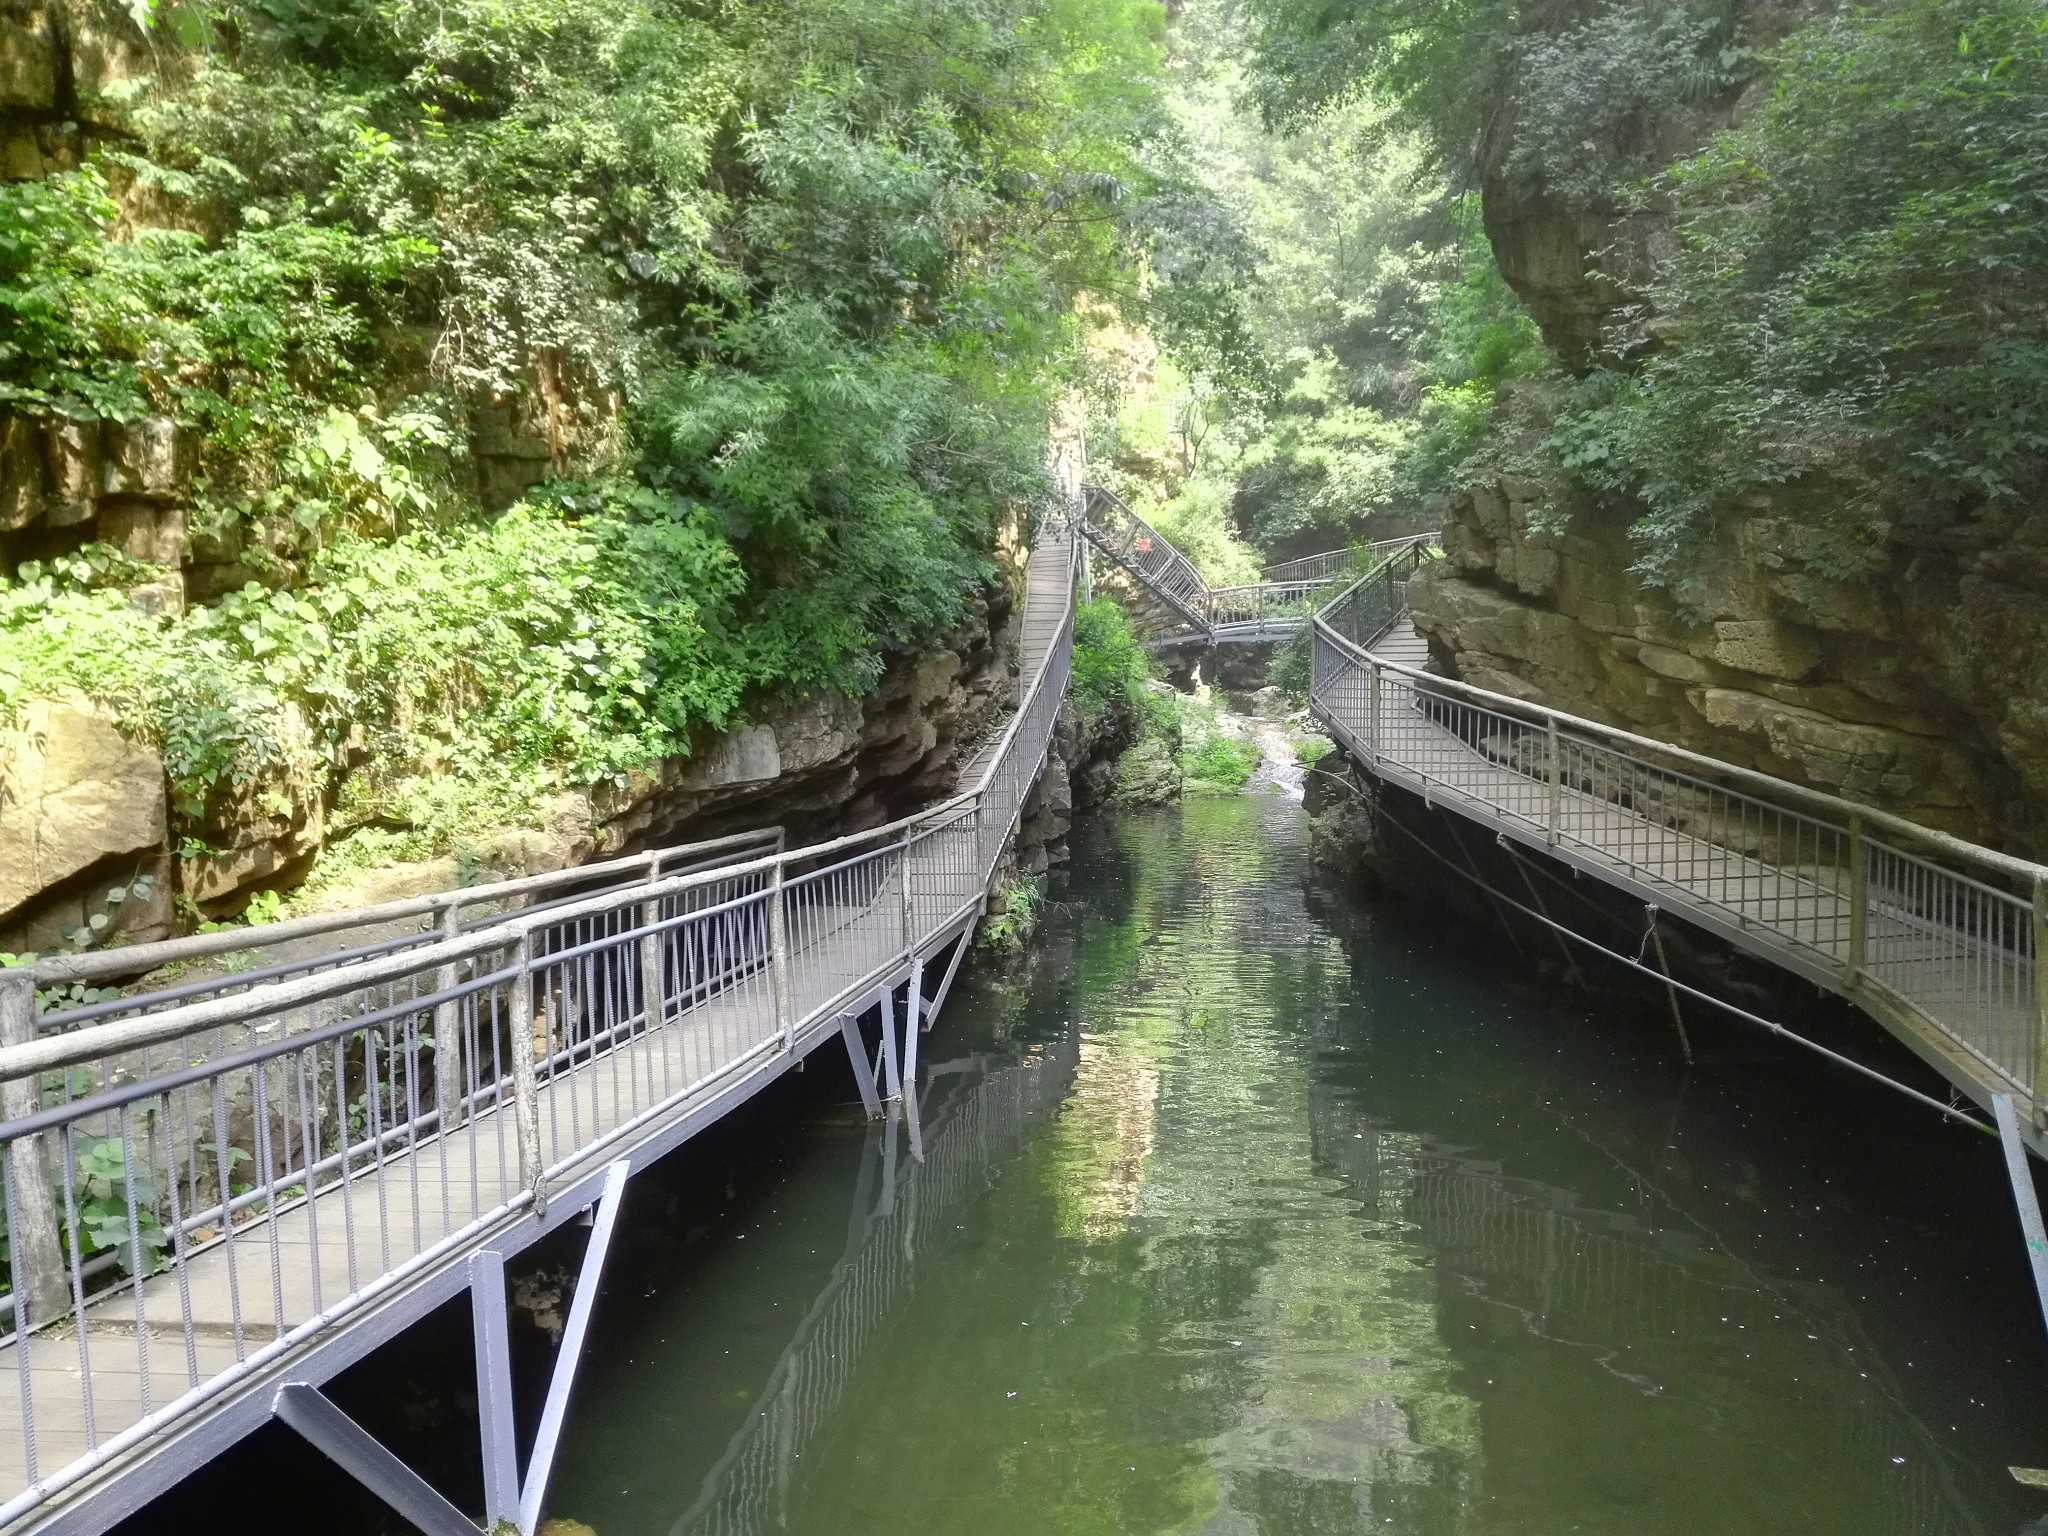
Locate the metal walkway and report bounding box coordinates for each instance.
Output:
[0,513,1082,1535]
[1308,547,2048,1158]
[1075,483,1385,645]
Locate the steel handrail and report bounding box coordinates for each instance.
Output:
[1311,602,2048,892]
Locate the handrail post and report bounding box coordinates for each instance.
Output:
[769,860,793,1055]
[899,826,916,959]
[1,967,67,1326]
[432,902,463,1132]
[1546,717,1562,846]
[639,855,665,1037]
[510,930,544,1214]
[1366,657,1381,764]
[2032,874,2048,1123]
[1846,817,1868,989]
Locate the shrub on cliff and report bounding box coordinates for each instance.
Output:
[0,0,1193,864]
[1556,0,2048,590]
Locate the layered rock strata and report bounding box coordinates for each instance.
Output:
[1407,481,2048,857]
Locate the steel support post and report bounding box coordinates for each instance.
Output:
[840,1014,883,1120]
[273,1384,477,1536]
[768,862,793,1055]
[1366,659,1381,764]
[1846,817,1868,989]
[1545,717,1562,846]
[0,967,66,1326]
[510,931,544,1215]
[469,1249,519,1528]
[639,857,665,1036]
[2033,876,2048,1125]
[519,1160,630,1535]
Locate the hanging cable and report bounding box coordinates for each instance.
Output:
[1359,786,1995,1136]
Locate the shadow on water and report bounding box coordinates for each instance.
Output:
[118,795,2048,1534]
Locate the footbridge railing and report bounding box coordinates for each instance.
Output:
[0,521,1083,1533]
[1076,483,1427,645]
[1310,547,2048,1145]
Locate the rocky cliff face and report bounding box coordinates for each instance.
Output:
[1407,474,2048,856]
[1409,0,2048,858]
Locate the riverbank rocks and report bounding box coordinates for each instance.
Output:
[1112,737,1183,806]
[1408,475,2048,855]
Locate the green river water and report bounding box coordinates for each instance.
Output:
[526,794,2048,1536]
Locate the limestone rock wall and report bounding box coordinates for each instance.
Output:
[1407,479,2048,856]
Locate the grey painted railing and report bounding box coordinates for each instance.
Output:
[1076,488,1422,645]
[1311,543,2048,1134]
[0,520,1083,1527]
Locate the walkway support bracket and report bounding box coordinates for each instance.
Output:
[1994,1094,2048,1343]
[273,1383,478,1536]
[518,1158,630,1535]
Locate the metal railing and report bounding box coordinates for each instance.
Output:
[1076,484,1210,629]
[1079,487,1428,645]
[0,521,1084,1524]
[15,830,786,1038]
[1311,545,2048,1127]
[1258,547,1351,585]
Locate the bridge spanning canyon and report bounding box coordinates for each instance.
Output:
[2,477,2046,1535]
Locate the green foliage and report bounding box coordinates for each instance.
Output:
[1235,351,1414,548]
[980,872,1046,951]
[1241,0,1521,169]
[1175,692,1261,790]
[1555,0,2048,590]
[1071,598,1153,728]
[1,0,1186,862]
[1186,732,1262,790]
[1506,4,1752,203]
[1267,622,1312,705]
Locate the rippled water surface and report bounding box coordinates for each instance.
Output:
[548,796,2048,1536]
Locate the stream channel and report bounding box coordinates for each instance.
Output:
[535,789,2048,1536]
[127,754,2048,1535]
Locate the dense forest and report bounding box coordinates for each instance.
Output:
[3,0,2045,926]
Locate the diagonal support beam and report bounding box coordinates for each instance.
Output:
[518,1159,630,1534]
[1993,1094,2048,1343]
[273,1383,478,1536]
[840,1013,882,1120]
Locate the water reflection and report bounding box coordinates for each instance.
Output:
[552,796,2033,1536]
[671,1038,1081,1536]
